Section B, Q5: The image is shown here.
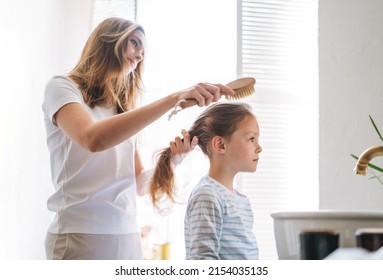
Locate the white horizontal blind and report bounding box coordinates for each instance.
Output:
[237,0,319,259]
[91,0,136,28]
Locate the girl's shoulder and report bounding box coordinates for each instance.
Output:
[193,176,220,191]
[190,176,229,203]
[191,184,217,197]
[188,183,224,213]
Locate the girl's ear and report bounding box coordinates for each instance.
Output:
[211,136,226,153]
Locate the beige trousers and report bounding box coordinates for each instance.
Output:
[45,232,143,260]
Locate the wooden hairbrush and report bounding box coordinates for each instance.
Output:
[167,77,256,120]
[179,77,256,109]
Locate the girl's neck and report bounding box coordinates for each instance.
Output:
[208,169,235,193]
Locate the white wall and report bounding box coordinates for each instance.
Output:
[0,0,92,259]
[319,0,383,210]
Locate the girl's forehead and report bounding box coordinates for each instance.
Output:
[237,115,259,133]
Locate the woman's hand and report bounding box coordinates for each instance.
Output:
[178,83,235,107]
[170,129,199,167]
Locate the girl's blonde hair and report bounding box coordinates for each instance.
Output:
[149,102,254,207]
[69,17,145,113]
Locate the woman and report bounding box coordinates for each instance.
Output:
[42,17,234,260]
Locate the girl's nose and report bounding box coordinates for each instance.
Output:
[257,144,262,153]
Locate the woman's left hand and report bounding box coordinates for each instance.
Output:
[169,129,198,167]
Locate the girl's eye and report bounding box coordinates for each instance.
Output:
[249,137,255,142]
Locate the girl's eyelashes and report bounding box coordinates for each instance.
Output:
[249,136,260,144]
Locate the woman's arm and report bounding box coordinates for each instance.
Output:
[55,83,233,152]
[135,149,153,196]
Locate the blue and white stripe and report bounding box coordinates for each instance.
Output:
[184,175,259,260]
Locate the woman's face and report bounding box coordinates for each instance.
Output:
[124,30,146,73]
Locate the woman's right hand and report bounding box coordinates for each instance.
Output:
[169,129,199,167]
[177,83,235,107]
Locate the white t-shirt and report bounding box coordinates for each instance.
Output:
[42,75,139,234]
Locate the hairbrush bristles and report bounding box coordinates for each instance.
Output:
[225,77,256,100]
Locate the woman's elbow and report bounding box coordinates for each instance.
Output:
[81,134,108,152]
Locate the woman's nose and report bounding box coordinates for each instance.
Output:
[135,49,143,62]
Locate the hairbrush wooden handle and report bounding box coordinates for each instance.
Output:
[179,99,207,109]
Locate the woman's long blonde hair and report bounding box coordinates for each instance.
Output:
[69,17,145,113]
[149,102,254,208]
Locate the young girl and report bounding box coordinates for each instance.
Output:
[42,17,234,260]
[150,102,262,259]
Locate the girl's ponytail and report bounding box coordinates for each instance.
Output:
[149,148,175,208]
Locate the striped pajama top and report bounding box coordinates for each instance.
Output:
[184,175,259,260]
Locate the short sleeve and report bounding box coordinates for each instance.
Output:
[42,76,81,126]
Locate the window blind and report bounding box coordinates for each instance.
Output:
[237,0,319,259]
[91,0,136,28]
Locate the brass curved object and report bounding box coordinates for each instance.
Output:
[354,146,383,175]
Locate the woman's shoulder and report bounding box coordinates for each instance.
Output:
[43,75,83,115]
[44,75,81,98]
[46,75,77,88]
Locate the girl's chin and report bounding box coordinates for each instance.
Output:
[241,167,257,173]
[249,165,258,172]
